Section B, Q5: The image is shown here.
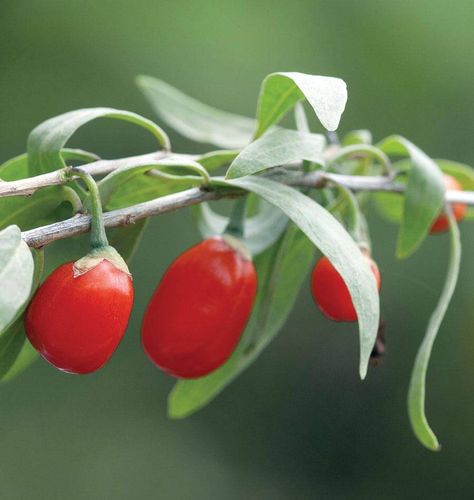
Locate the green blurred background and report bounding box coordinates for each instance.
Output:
[2,1,474,498]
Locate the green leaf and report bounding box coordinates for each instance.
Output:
[108,219,149,263]
[379,136,445,258]
[436,159,474,220]
[217,176,380,378]
[0,226,34,334]
[254,72,348,138]
[27,107,170,175]
[194,200,288,255]
[294,102,310,133]
[0,248,44,381]
[168,225,314,418]
[136,76,255,149]
[408,210,461,451]
[0,186,85,232]
[0,320,29,379]
[342,130,373,146]
[196,150,239,173]
[0,148,99,181]
[225,129,325,179]
[1,341,38,383]
[104,174,191,210]
[97,157,208,208]
[0,150,98,230]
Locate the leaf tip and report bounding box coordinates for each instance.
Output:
[359,362,368,380]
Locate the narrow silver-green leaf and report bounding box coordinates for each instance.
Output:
[137,76,255,149]
[0,226,34,334]
[255,72,348,138]
[218,176,379,378]
[408,210,461,451]
[225,129,325,179]
[194,200,288,255]
[0,247,44,381]
[168,225,314,418]
[378,136,445,258]
[27,107,170,175]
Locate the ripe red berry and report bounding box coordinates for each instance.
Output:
[311,254,381,322]
[141,236,257,379]
[25,259,133,374]
[430,174,467,233]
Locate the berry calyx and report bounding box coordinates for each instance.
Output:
[430,174,467,233]
[141,236,257,379]
[311,254,381,322]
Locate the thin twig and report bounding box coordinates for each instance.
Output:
[6,150,474,248]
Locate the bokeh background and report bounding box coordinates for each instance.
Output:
[2,1,474,498]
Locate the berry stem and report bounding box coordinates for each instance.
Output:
[69,167,109,249]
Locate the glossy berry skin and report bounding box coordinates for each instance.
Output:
[25,260,133,374]
[430,174,467,233]
[311,255,381,322]
[141,236,257,379]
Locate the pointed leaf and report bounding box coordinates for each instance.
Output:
[216,176,379,378]
[255,72,347,138]
[225,129,325,179]
[137,76,255,149]
[408,210,461,450]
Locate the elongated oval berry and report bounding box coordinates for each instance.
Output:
[430,174,467,233]
[141,236,257,379]
[311,254,381,322]
[25,259,133,374]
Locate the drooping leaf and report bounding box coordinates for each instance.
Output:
[137,76,255,149]
[0,226,35,334]
[215,176,379,378]
[27,107,170,175]
[193,199,288,256]
[254,72,348,138]
[408,210,461,451]
[225,129,325,179]
[168,225,314,418]
[378,136,445,258]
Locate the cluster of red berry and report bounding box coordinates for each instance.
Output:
[23,175,466,378]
